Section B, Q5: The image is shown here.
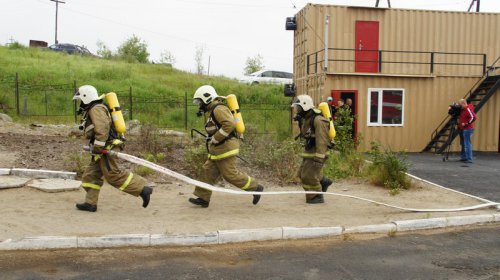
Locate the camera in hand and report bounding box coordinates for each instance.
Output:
[448,103,462,118]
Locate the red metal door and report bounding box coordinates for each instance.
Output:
[355,21,379,73]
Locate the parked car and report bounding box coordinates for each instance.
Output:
[239,70,293,85]
[47,43,92,55]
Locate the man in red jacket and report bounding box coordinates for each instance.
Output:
[458,99,477,163]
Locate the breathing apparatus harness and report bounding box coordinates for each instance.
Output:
[78,100,122,170]
[294,109,324,150]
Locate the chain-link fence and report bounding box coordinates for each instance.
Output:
[4,74,292,137]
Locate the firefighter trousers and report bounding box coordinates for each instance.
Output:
[298,158,323,200]
[193,155,258,202]
[80,153,147,205]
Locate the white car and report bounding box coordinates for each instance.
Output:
[239,70,293,85]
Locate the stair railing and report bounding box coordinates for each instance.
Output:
[428,56,500,148]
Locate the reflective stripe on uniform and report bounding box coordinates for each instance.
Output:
[218,128,230,137]
[82,182,101,190]
[119,173,134,191]
[302,184,320,191]
[208,149,239,160]
[241,176,252,190]
[301,153,315,158]
[300,152,326,159]
[84,124,95,133]
[94,140,106,147]
[314,153,326,158]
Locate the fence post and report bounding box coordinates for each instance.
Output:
[129,86,133,120]
[184,92,188,131]
[73,80,77,123]
[15,72,19,115]
[430,52,435,74]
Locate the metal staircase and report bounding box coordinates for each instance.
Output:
[423,57,500,153]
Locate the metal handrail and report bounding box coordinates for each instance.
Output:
[429,56,500,143]
[307,47,486,75]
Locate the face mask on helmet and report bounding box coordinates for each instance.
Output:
[193,98,207,117]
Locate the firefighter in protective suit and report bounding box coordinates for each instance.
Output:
[189,85,264,208]
[73,85,153,212]
[292,95,333,204]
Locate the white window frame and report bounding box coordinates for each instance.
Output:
[367,88,405,127]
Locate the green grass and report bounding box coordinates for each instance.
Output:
[0,46,292,136]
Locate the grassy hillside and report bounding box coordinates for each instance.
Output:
[0,45,292,137]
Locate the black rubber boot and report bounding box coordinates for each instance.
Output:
[252,185,264,205]
[189,197,209,208]
[320,177,333,192]
[140,186,153,208]
[76,202,97,212]
[306,194,324,204]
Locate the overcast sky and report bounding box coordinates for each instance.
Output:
[1,0,499,78]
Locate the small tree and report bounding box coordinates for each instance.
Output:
[159,50,176,65]
[244,54,264,75]
[194,45,205,75]
[117,35,150,63]
[96,40,113,59]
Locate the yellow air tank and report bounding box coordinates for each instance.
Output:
[104,92,126,136]
[318,102,336,141]
[226,94,245,136]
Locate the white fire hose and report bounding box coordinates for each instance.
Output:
[89,147,499,212]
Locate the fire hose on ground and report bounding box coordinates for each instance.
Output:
[84,146,499,213]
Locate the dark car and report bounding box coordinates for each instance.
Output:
[48,43,92,55]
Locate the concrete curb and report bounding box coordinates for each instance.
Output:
[1,215,497,251]
[9,168,76,180]
[0,168,11,175]
[218,228,283,244]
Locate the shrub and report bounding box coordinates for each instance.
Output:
[333,106,357,154]
[8,42,26,50]
[184,141,207,178]
[243,134,302,183]
[323,150,365,180]
[65,151,87,176]
[367,141,411,192]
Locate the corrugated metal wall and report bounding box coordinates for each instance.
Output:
[321,75,499,152]
[293,5,500,152]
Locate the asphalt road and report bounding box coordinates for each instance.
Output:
[406,152,500,202]
[1,226,499,280]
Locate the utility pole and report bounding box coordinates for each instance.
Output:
[467,0,480,12]
[50,0,65,44]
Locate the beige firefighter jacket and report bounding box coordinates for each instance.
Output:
[205,100,239,160]
[83,103,114,150]
[300,109,330,163]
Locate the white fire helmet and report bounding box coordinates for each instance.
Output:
[291,94,315,112]
[73,85,101,104]
[193,85,218,106]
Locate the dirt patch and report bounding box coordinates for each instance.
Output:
[0,120,497,240]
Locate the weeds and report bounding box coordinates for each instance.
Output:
[184,141,207,179]
[65,151,87,176]
[243,134,302,183]
[367,141,411,192]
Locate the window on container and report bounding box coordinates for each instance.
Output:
[367,88,404,126]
